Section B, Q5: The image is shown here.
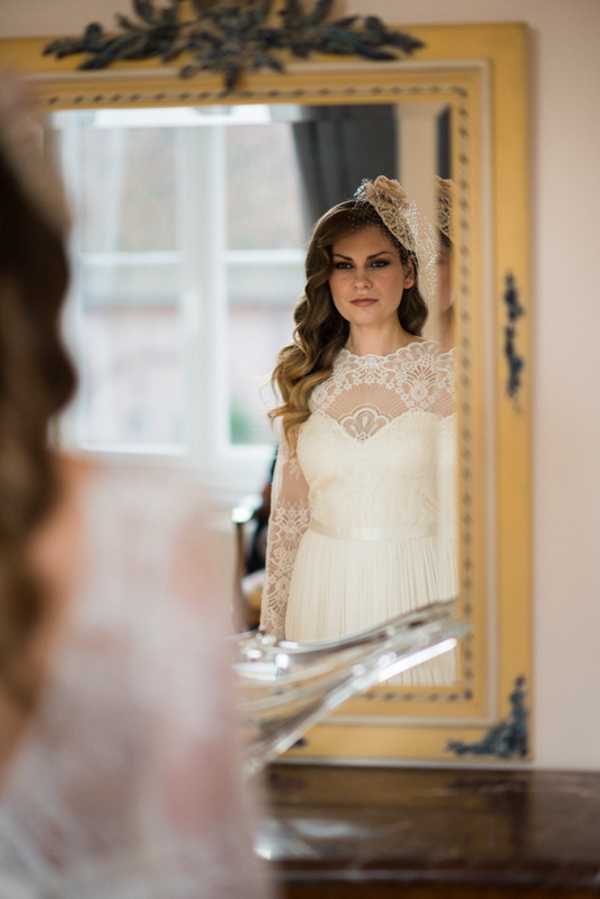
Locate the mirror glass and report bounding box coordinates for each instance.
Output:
[51,101,459,682]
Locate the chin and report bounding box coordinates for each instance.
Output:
[347,312,381,326]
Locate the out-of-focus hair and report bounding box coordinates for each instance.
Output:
[0,143,76,708]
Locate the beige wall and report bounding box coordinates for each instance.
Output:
[2,0,600,769]
[349,0,600,773]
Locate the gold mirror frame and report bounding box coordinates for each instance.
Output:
[0,22,531,765]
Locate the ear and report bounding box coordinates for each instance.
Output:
[403,257,416,290]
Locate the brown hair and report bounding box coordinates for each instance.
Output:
[0,145,77,709]
[271,199,428,447]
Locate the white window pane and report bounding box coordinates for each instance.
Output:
[225,120,305,447]
[227,252,304,446]
[54,112,188,452]
[53,108,307,459]
[225,124,305,250]
[78,127,177,253]
[80,259,181,307]
[229,303,294,446]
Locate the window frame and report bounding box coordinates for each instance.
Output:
[55,108,305,499]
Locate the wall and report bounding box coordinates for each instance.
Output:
[1,0,599,769]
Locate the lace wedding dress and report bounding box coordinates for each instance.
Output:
[0,467,270,898]
[261,339,457,684]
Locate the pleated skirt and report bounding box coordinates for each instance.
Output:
[285,530,457,685]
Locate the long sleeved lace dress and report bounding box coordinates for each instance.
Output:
[260,339,457,682]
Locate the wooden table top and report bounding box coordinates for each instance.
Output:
[259,765,600,893]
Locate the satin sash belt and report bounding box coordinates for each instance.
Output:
[309,519,435,542]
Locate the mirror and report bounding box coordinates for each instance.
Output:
[7,20,531,764]
[236,601,467,774]
[50,100,459,685]
[50,101,453,438]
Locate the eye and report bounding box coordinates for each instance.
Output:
[333,261,353,270]
[370,259,390,268]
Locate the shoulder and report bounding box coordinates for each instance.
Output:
[79,463,219,603]
[64,460,224,636]
[403,340,455,377]
[86,462,209,527]
[390,341,455,412]
[407,338,452,361]
[59,453,204,514]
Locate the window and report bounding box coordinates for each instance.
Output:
[225,121,305,445]
[53,106,306,495]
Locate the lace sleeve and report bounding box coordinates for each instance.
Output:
[260,434,310,640]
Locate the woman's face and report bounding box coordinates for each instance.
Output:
[328,225,414,328]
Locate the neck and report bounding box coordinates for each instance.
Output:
[346,322,414,357]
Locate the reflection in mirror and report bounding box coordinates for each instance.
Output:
[50,102,457,682]
[51,104,305,448]
[236,601,467,773]
[260,179,457,685]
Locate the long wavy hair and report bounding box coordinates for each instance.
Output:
[271,199,428,448]
[0,145,77,710]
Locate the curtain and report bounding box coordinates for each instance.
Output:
[292,105,398,233]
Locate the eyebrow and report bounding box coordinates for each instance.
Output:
[332,250,393,261]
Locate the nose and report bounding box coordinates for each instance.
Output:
[354,269,373,289]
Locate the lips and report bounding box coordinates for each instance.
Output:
[351,298,378,307]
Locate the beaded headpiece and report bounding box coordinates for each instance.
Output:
[354,174,437,304]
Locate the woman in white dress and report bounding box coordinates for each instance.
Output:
[260,176,457,683]
[0,77,269,898]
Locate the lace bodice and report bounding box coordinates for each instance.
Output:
[0,467,270,898]
[260,340,455,639]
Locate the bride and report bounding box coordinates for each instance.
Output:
[260,176,456,683]
[0,76,269,898]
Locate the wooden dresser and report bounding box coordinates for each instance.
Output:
[260,765,600,898]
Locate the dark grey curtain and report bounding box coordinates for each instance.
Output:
[436,106,452,179]
[292,105,398,235]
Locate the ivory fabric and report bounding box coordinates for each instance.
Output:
[0,467,270,898]
[261,339,457,685]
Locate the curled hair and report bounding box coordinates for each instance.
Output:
[271,199,428,447]
[0,146,77,710]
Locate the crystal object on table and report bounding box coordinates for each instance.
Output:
[233,600,468,773]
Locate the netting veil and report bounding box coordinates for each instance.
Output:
[354,175,438,306]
